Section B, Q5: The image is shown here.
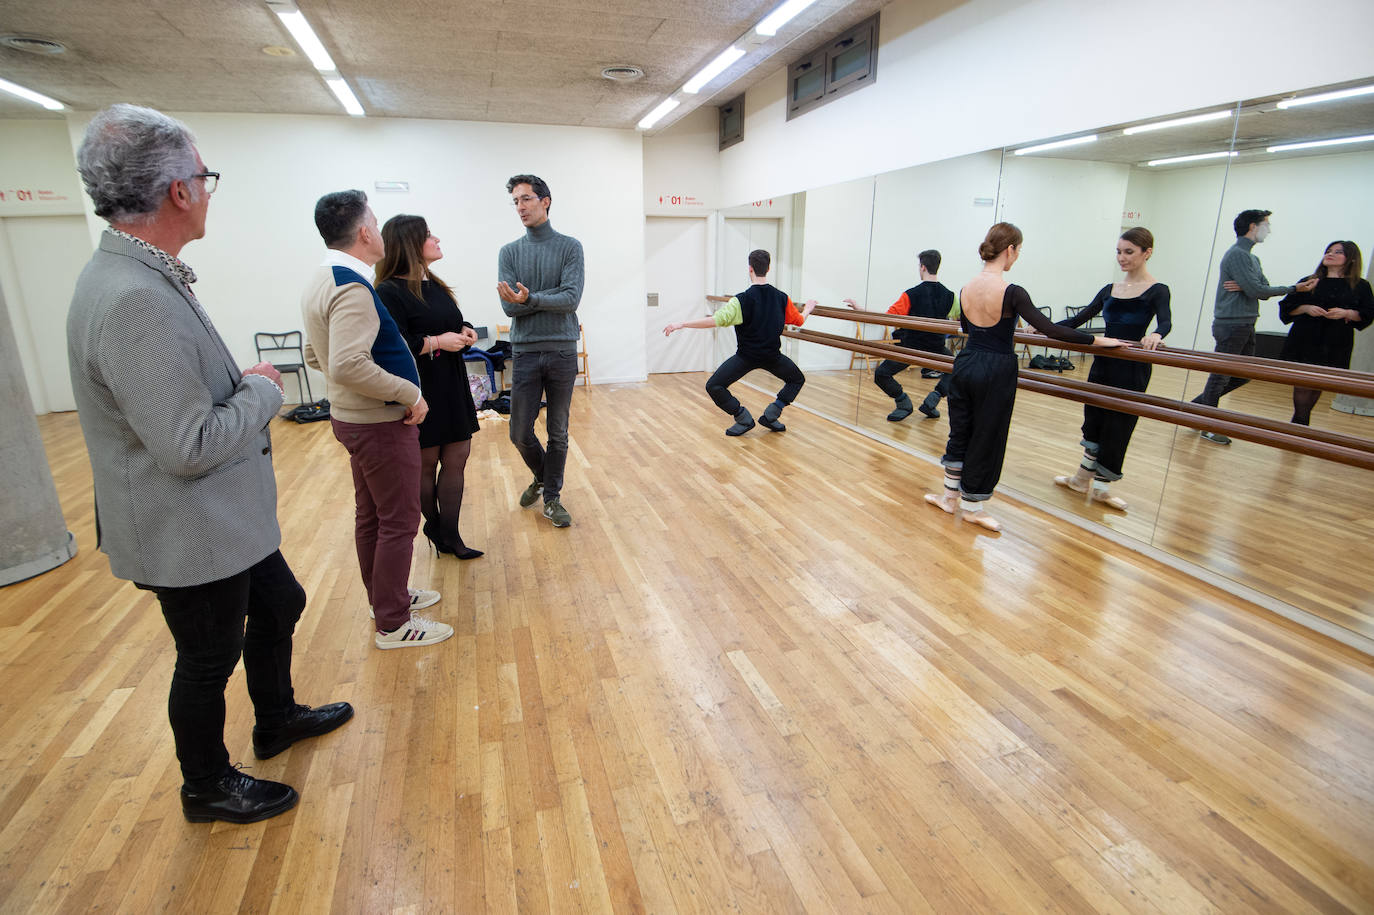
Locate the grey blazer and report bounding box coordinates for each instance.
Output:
[66,232,284,587]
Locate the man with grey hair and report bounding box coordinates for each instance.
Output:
[67,104,352,825]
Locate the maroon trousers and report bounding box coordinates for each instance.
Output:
[330,418,421,631]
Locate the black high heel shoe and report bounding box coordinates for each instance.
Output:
[423,521,483,560]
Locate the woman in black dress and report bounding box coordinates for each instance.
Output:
[1053,227,1171,511]
[924,223,1125,531]
[376,215,483,558]
[1278,240,1374,425]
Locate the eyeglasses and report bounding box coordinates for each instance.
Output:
[190,171,220,194]
[511,194,542,206]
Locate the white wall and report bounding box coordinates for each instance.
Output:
[794,177,876,369]
[62,111,648,389]
[0,120,85,218]
[643,106,719,218]
[712,0,1374,207]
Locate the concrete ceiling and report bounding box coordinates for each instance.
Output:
[0,0,887,131]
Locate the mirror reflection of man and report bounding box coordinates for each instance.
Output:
[843,249,957,421]
[1191,209,1316,444]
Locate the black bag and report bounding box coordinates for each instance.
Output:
[286,399,331,423]
[486,394,511,414]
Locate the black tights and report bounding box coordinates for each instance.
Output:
[420,440,473,548]
[1292,387,1321,426]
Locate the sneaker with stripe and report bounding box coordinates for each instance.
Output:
[374,613,454,650]
[369,587,441,619]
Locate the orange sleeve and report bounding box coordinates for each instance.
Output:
[784,298,805,326]
[887,292,912,315]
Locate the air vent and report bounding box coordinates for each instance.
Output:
[601,65,644,82]
[0,36,68,55]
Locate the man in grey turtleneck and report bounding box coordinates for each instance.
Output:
[1191,208,1315,444]
[497,174,585,526]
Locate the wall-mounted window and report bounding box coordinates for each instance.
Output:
[786,13,879,121]
[719,95,744,150]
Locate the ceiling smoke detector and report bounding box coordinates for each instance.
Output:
[1,36,68,55]
[601,65,644,82]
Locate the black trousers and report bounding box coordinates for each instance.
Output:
[1081,355,1151,480]
[137,550,304,788]
[1192,322,1254,408]
[706,352,805,415]
[942,349,1018,501]
[874,341,950,401]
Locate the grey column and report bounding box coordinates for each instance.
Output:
[0,282,76,586]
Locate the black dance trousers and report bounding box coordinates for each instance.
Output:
[706,352,805,415]
[874,341,951,400]
[1081,355,1151,481]
[941,349,1018,501]
[137,550,305,788]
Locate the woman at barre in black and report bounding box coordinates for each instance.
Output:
[925,222,1125,532]
[1276,240,1374,425]
[1052,227,1171,511]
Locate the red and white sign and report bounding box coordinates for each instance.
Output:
[0,188,70,204]
[658,194,704,208]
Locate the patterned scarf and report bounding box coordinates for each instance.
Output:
[107,227,199,287]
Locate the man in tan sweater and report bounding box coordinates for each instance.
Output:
[301,190,452,650]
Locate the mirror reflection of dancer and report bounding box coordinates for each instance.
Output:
[842,249,957,421]
[664,249,817,436]
[1278,240,1374,425]
[1052,228,1171,511]
[925,223,1126,531]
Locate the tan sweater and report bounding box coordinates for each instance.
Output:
[300,265,420,424]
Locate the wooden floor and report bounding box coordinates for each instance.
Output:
[786,357,1374,640]
[3,374,1374,913]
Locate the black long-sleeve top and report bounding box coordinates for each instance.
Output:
[1278,276,1374,368]
[962,285,1094,355]
[1060,283,1171,342]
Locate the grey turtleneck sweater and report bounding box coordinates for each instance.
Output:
[498,220,584,352]
[1213,236,1295,325]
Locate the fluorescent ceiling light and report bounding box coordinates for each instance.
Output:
[1146,150,1236,167]
[756,0,822,36]
[1276,84,1374,109]
[0,77,63,111]
[326,78,365,117]
[1122,110,1231,135]
[638,98,680,130]
[273,8,337,72]
[1012,134,1097,155]
[1267,134,1374,153]
[683,46,746,94]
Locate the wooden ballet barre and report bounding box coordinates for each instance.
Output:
[815,305,1374,399]
[785,327,1374,471]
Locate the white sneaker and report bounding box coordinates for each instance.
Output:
[370,587,441,619]
[374,613,454,650]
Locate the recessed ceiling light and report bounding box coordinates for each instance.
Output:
[1122,110,1232,135]
[1267,134,1374,153]
[1146,150,1237,167]
[638,98,680,130]
[600,65,643,82]
[1275,84,1374,109]
[0,76,64,110]
[262,45,296,57]
[0,36,67,55]
[1013,135,1097,155]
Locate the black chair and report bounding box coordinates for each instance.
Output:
[255,331,313,404]
[1063,305,1104,364]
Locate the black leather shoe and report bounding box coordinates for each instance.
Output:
[181,767,299,824]
[253,702,355,759]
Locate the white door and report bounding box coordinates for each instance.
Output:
[717,218,781,364]
[0,215,92,413]
[645,216,709,374]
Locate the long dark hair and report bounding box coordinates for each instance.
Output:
[374,214,455,303]
[1313,240,1362,290]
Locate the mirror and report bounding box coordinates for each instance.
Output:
[724,77,1374,646]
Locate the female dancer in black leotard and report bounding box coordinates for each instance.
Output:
[925,223,1126,531]
[1053,227,1171,511]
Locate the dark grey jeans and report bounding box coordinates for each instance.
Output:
[1191,321,1255,408]
[509,349,578,502]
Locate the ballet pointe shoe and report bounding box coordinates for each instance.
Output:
[924,492,957,515]
[961,510,1001,532]
[1053,468,1091,494]
[1090,489,1128,511]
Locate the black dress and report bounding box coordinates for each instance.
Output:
[376,277,481,449]
[1278,276,1374,368]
